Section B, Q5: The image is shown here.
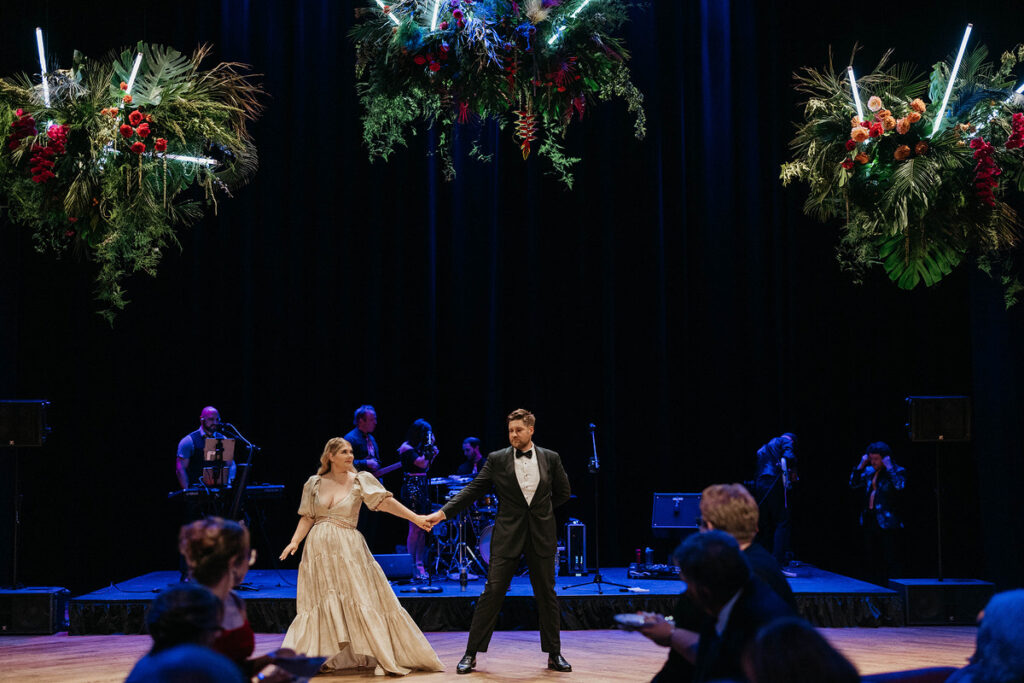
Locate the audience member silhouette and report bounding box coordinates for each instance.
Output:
[742,617,860,683]
[947,589,1024,683]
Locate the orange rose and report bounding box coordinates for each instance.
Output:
[868,95,883,112]
[896,118,911,135]
[882,116,897,131]
[907,111,921,123]
[877,109,891,119]
[910,98,927,113]
[123,94,133,104]
[855,152,870,164]
[915,141,929,155]
[851,126,870,143]
[894,145,911,161]
[851,116,864,128]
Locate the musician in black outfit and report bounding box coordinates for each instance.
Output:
[456,437,486,476]
[849,441,906,585]
[175,406,234,490]
[424,409,573,675]
[399,419,439,580]
[753,432,797,567]
[344,405,381,474]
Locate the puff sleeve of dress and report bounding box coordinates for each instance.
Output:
[357,471,393,511]
[297,475,319,519]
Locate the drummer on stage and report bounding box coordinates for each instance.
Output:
[457,437,486,476]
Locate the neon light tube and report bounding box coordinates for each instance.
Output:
[847,67,864,124]
[165,153,217,166]
[431,0,442,30]
[932,24,972,137]
[35,28,50,108]
[125,53,143,94]
[376,0,402,25]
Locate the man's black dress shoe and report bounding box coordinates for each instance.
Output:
[548,654,572,672]
[456,654,476,674]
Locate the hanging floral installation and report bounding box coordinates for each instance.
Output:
[780,32,1024,304]
[0,40,264,321]
[349,0,646,188]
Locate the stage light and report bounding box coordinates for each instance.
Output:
[35,28,50,108]
[376,0,402,26]
[847,66,864,124]
[431,0,442,31]
[932,24,972,138]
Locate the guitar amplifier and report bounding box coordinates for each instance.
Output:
[652,493,702,536]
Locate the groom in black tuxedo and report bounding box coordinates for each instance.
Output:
[425,408,572,674]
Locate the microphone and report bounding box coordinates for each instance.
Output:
[588,423,600,473]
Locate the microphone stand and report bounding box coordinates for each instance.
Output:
[221,423,271,590]
[562,424,631,594]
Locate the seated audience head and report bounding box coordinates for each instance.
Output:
[699,483,759,546]
[969,589,1024,682]
[317,436,354,475]
[673,529,751,617]
[178,516,252,589]
[743,617,860,683]
[145,583,223,653]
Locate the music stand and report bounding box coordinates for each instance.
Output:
[203,437,235,487]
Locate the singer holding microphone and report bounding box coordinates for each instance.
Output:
[423,409,573,675]
[175,406,236,490]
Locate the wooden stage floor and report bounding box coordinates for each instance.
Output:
[0,626,976,682]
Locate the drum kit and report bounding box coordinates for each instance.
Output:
[427,475,499,579]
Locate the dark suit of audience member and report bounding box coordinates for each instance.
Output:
[849,443,906,585]
[644,531,794,683]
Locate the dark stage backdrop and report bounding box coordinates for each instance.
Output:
[1,1,1022,594]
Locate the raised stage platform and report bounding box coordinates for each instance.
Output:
[68,564,903,635]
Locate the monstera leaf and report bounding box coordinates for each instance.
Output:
[110,43,194,107]
[878,229,965,289]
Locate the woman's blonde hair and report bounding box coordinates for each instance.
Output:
[318,437,353,475]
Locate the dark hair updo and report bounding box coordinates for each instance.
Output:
[178,517,250,586]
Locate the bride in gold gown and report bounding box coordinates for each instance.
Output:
[279,437,444,676]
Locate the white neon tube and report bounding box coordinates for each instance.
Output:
[35,28,50,108]
[1016,82,1024,94]
[165,153,217,166]
[847,67,864,124]
[932,24,972,137]
[430,0,442,30]
[125,53,143,94]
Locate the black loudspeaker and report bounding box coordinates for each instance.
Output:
[888,579,994,625]
[565,521,587,575]
[0,588,70,634]
[374,553,414,580]
[906,396,971,442]
[0,400,50,447]
[652,493,702,537]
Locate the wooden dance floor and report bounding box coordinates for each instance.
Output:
[0,626,976,682]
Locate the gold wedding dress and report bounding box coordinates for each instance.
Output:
[281,472,444,676]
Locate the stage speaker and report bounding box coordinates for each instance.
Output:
[565,521,586,576]
[888,579,994,625]
[0,400,50,447]
[0,587,70,634]
[652,493,702,538]
[906,396,971,442]
[374,553,414,580]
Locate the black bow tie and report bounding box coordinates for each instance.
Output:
[516,449,533,459]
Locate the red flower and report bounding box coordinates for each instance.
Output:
[414,55,427,65]
[68,216,78,223]
[128,110,143,126]
[123,94,133,104]
[119,124,134,138]
[119,82,128,91]
[65,230,76,237]
[137,122,151,138]
[868,122,883,138]
[429,62,441,72]
[154,138,168,152]
[970,137,1000,207]
[1006,112,1024,150]
[130,141,146,155]
[841,159,855,170]
[440,21,449,29]
[845,139,857,151]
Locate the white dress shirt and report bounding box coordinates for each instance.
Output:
[514,444,541,505]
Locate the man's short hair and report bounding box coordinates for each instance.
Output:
[463,437,481,449]
[673,530,751,604]
[145,583,222,653]
[507,408,535,427]
[700,484,759,545]
[865,441,892,458]
[353,404,376,425]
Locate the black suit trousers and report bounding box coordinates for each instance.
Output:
[467,532,561,654]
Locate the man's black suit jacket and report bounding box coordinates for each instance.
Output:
[441,446,571,558]
[693,575,796,683]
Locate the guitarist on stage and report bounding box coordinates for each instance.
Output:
[345,405,381,474]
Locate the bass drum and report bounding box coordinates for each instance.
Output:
[477,524,495,566]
